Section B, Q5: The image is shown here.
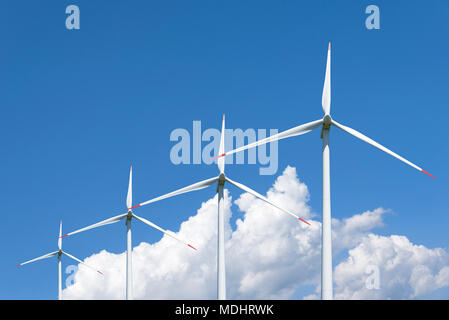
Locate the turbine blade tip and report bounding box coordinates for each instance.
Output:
[328,42,331,50]
[97,270,103,275]
[128,204,141,210]
[211,153,226,161]
[188,244,197,251]
[14,264,21,267]
[422,169,436,179]
[299,217,311,226]
[59,234,69,239]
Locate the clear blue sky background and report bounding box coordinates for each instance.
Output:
[0,1,447,299]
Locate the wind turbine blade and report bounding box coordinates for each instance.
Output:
[62,251,104,275]
[131,176,219,209]
[15,251,59,267]
[331,119,435,178]
[322,42,331,115]
[217,114,226,174]
[60,213,128,238]
[225,177,310,225]
[212,119,323,160]
[58,221,62,250]
[127,166,133,209]
[132,214,197,251]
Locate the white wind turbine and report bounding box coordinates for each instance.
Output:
[15,221,103,300]
[127,115,310,300]
[60,167,197,300]
[215,43,435,300]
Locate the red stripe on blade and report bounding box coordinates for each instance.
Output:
[188,244,197,251]
[422,169,436,179]
[299,217,311,226]
[58,234,68,239]
[97,271,103,275]
[14,264,21,267]
[210,153,226,160]
[128,204,141,210]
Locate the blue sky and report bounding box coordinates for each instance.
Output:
[1,1,448,299]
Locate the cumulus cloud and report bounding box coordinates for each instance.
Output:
[63,166,449,300]
[334,234,449,299]
[332,207,388,252]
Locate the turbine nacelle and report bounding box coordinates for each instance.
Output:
[323,114,332,127]
[217,173,226,193]
[320,115,332,139]
[218,173,226,185]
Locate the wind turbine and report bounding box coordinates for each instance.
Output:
[214,43,435,300]
[15,221,103,300]
[127,115,310,300]
[60,167,197,300]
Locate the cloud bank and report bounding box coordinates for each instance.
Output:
[63,166,449,299]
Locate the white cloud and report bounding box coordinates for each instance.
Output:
[332,207,388,252]
[62,166,449,300]
[333,234,449,299]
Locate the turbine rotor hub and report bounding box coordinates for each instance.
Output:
[217,173,226,193]
[323,114,332,129]
[218,173,226,186]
